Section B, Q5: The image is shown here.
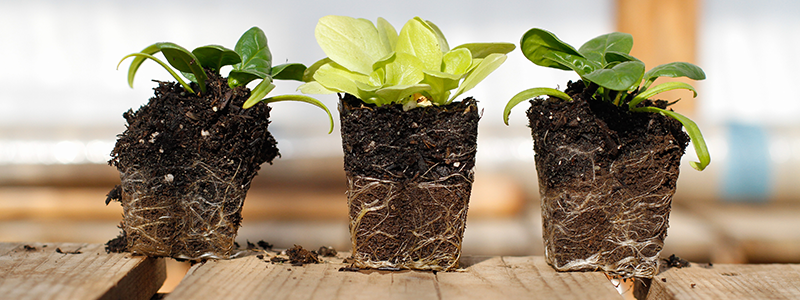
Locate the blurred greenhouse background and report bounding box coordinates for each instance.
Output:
[2,0,800,291]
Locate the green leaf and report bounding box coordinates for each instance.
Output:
[503,87,572,125]
[442,48,473,75]
[375,84,431,106]
[424,19,450,53]
[376,17,398,52]
[312,61,369,97]
[449,53,507,102]
[632,106,710,171]
[542,51,599,76]
[315,15,389,75]
[605,51,640,65]
[395,17,442,72]
[583,60,645,91]
[260,95,335,134]
[642,62,706,90]
[382,53,425,86]
[452,43,516,59]
[157,43,207,93]
[629,81,698,109]
[297,81,337,95]
[271,63,307,81]
[242,80,276,109]
[578,32,633,65]
[192,45,240,72]
[118,53,195,94]
[228,70,269,89]
[122,43,161,88]
[520,28,583,70]
[302,58,332,82]
[232,27,272,86]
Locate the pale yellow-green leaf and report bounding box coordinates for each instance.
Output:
[313,62,369,96]
[442,48,472,75]
[376,17,398,53]
[450,53,507,102]
[425,19,450,53]
[298,81,337,94]
[375,84,431,105]
[395,17,442,72]
[315,15,388,75]
[384,53,425,86]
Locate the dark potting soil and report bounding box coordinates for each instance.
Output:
[528,80,689,277]
[339,93,479,271]
[286,245,321,265]
[106,70,279,257]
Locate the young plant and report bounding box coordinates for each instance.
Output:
[299,16,515,110]
[503,28,710,171]
[118,26,333,133]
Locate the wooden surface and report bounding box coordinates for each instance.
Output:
[0,242,165,300]
[616,0,700,115]
[166,253,620,300]
[647,263,800,300]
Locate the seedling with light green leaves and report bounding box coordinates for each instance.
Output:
[300,16,515,110]
[503,28,709,171]
[118,26,333,133]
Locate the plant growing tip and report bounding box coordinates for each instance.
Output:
[300,15,515,109]
[119,27,333,133]
[504,28,710,171]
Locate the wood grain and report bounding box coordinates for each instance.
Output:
[0,242,165,300]
[166,254,620,300]
[647,263,800,300]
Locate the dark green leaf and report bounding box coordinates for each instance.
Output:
[503,87,572,125]
[157,42,207,93]
[629,81,697,109]
[260,95,335,134]
[542,52,599,76]
[520,28,583,70]
[578,32,633,64]
[192,45,240,72]
[232,27,272,87]
[123,43,161,88]
[632,106,710,171]
[642,62,706,90]
[583,60,645,91]
[118,53,195,93]
[605,51,640,65]
[228,70,270,89]
[271,63,307,81]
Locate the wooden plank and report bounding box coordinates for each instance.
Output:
[167,254,619,300]
[0,242,166,300]
[616,0,700,115]
[647,263,800,300]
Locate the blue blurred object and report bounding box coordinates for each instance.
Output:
[722,123,771,202]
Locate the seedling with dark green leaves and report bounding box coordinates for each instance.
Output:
[118,26,333,133]
[503,28,709,171]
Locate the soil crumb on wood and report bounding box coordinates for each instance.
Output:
[105,232,128,253]
[286,245,320,265]
[318,246,337,257]
[663,254,691,268]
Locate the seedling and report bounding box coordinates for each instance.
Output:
[503,28,709,171]
[300,16,515,110]
[118,26,334,133]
